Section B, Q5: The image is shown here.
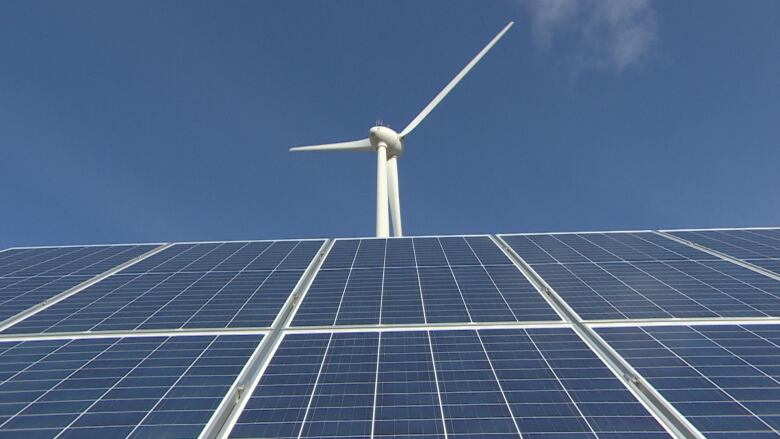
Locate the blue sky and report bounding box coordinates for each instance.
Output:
[1,1,778,247]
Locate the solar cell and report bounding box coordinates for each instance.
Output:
[669,228,780,276]
[4,241,323,334]
[0,245,157,324]
[598,324,780,438]
[502,232,780,320]
[0,333,262,438]
[292,237,560,327]
[230,328,670,438]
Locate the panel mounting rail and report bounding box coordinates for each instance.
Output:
[201,239,334,439]
[491,235,704,439]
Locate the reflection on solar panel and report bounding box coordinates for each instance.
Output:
[5,241,323,334]
[0,245,156,323]
[230,328,669,438]
[598,324,780,438]
[502,232,780,320]
[669,229,780,276]
[292,237,560,327]
[0,334,261,438]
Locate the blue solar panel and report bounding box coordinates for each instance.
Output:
[5,241,323,334]
[292,237,560,327]
[230,328,669,438]
[0,334,261,438]
[374,332,445,439]
[502,232,780,320]
[503,232,714,265]
[0,245,156,324]
[123,241,320,274]
[670,229,780,276]
[598,324,780,438]
[0,245,156,278]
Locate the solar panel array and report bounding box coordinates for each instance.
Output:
[0,228,778,438]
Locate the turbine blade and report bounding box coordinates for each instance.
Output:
[399,22,514,138]
[290,138,373,152]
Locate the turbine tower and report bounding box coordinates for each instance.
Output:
[291,22,514,238]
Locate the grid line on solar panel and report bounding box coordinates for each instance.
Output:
[0,245,156,278]
[4,240,324,334]
[0,248,61,272]
[502,231,720,265]
[424,331,449,439]
[0,247,99,277]
[669,229,780,259]
[291,236,560,327]
[668,229,780,277]
[0,333,262,438]
[229,328,670,439]
[54,337,174,435]
[369,326,381,439]
[411,239,430,325]
[516,328,601,434]
[471,331,525,436]
[437,237,476,324]
[121,240,319,275]
[598,324,780,438]
[502,232,780,320]
[0,245,158,326]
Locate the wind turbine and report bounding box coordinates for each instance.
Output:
[291,22,514,238]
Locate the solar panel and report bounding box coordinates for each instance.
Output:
[501,232,780,320]
[669,228,780,276]
[4,241,323,334]
[598,324,780,438]
[291,237,560,327]
[230,328,670,438]
[0,333,262,438]
[0,245,157,324]
[3,228,780,438]
[0,245,158,278]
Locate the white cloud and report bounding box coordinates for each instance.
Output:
[523,0,658,72]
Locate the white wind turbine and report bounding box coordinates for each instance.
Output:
[291,22,514,238]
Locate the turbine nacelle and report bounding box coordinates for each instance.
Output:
[369,126,403,158]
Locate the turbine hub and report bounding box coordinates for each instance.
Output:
[369,126,403,158]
